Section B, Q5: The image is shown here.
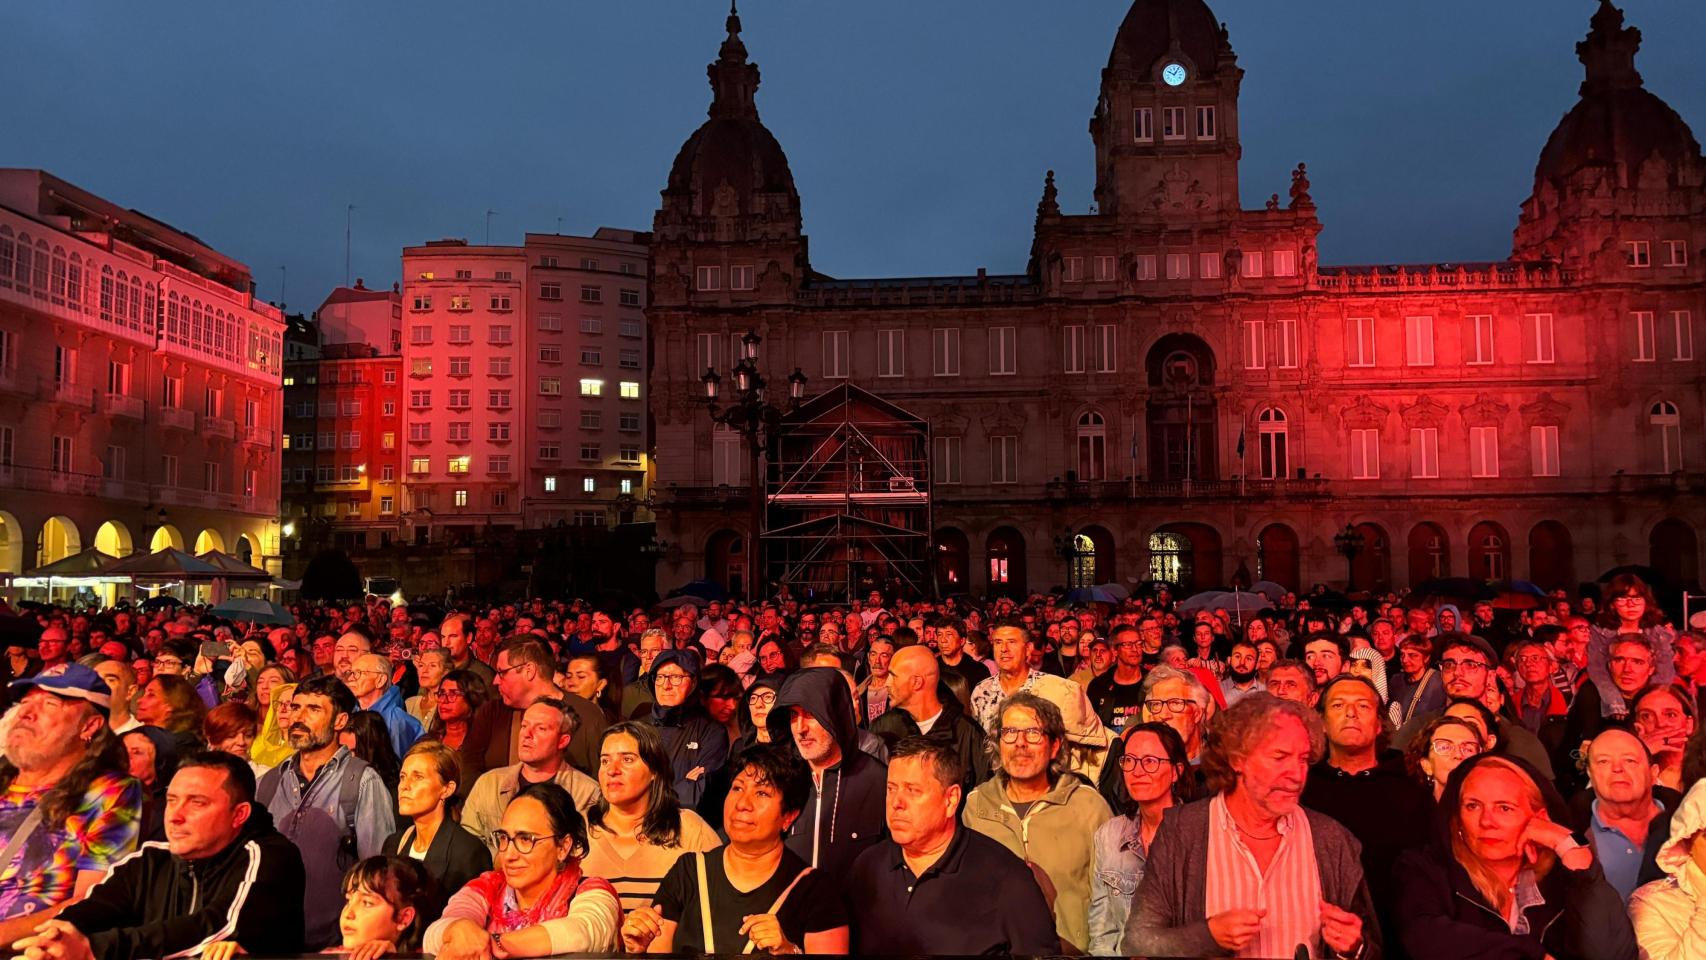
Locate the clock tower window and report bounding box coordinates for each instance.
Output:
[1162,107,1187,141]
[1195,105,1217,140]
[1133,107,1153,143]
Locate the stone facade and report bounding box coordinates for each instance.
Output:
[649,1,1705,600]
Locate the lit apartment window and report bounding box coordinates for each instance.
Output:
[579,379,603,397]
[544,476,558,493]
[620,478,633,494]
[447,456,470,474]
[411,358,432,376]
[449,295,471,311]
[410,457,430,475]
[619,381,640,399]
[582,476,596,493]
[454,489,468,507]
[381,432,395,449]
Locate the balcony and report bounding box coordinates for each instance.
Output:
[242,426,275,447]
[46,470,100,495]
[666,484,749,508]
[0,367,31,398]
[53,381,96,409]
[1042,476,1332,501]
[160,407,196,431]
[106,392,144,420]
[204,417,237,440]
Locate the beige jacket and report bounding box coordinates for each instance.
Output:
[1631,779,1706,960]
[463,762,601,855]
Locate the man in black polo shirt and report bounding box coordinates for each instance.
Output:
[844,737,1056,955]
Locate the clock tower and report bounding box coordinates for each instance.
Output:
[1089,0,1244,223]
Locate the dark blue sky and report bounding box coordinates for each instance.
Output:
[5,1,1702,310]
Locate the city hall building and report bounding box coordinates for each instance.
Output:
[648,1,1704,600]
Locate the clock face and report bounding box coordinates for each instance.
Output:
[1162,62,1187,86]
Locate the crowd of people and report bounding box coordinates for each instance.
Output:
[0,574,1704,959]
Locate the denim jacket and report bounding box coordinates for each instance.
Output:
[1087,814,1149,955]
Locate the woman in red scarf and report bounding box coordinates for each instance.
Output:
[425,782,621,960]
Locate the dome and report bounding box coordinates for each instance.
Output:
[1532,1,1703,188]
[659,7,799,221]
[1106,0,1227,76]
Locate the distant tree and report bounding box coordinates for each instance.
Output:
[300,549,362,601]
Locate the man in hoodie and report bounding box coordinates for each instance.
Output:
[768,666,887,875]
[648,650,728,810]
[346,653,423,760]
[964,692,1111,953]
[35,751,306,960]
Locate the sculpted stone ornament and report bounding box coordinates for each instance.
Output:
[1036,169,1060,220]
[1288,162,1313,208]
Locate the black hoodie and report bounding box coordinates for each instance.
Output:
[1392,753,1637,960]
[60,802,307,960]
[767,667,887,875]
[649,649,729,810]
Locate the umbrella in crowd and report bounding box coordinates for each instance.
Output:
[675,578,729,602]
[139,595,183,611]
[1247,580,1289,603]
[208,597,295,626]
[1064,585,1122,604]
[1176,589,1271,618]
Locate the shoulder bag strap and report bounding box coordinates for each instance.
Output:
[0,807,44,880]
[740,866,814,955]
[696,851,715,954]
[1405,669,1434,719]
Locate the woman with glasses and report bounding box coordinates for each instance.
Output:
[426,669,489,753]
[1588,574,1677,718]
[621,745,848,955]
[424,782,621,960]
[583,722,721,913]
[1404,714,1485,801]
[251,680,298,767]
[1088,722,1193,954]
[384,740,490,911]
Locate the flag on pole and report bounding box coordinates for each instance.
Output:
[1236,428,1246,458]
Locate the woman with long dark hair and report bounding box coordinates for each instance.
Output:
[1088,722,1192,954]
[425,669,489,752]
[582,721,720,913]
[341,710,402,796]
[1588,574,1676,717]
[332,856,436,959]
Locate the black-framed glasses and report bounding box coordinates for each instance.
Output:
[998,726,1048,745]
[491,831,561,854]
[749,691,777,706]
[1118,754,1171,773]
[654,672,694,687]
[1144,698,1194,715]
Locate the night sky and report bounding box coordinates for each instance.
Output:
[5,1,1702,310]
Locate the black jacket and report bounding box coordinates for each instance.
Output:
[1392,754,1637,960]
[382,820,491,914]
[649,649,729,810]
[869,681,990,794]
[768,667,887,874]
[60,804,306,960]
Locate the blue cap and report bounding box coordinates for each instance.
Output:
[9,663,112,712]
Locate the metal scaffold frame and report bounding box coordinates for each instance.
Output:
[761,383,932,601]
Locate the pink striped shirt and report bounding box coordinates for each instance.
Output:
[1203,794,1324,958]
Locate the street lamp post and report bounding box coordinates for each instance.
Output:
[701,329,806,600]
[1333,524,1366,592]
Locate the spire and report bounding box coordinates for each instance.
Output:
[708,1,760,119]
[1036,170,1060,221]
[1577,0,1642,95]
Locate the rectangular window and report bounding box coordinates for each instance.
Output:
[618,412,640,432]
[729,266,754,291]
[448,389,470,408]
[489,357,512,376]
[619,381,640,399]
[489,455,511,475]
[409,457,430,475]
[1470,426,1500,478]
[381,431,396,449]
[54,346,75,386]
[580,258,599,271]
[934,435,962,484]
[1410,427,1439,479]
[1673,310,1694,361]
[453,489,468,508]
[1199,252,1222,279]
[618,319,641,338]
[582,477,596,493]
[1271,250,1296,277]
[580,410,601,429]
[539,377,561,395]
[1093,256,1116,282]
[1064,325,1086,373]
[580,349,602,366]
[102,444,124,480]
[448,294,471,311]
[489,294,511,311]
[339,465,360,482]
[448,422,470,442]
[580,444,600,461]
[162,375,181,408]
[823,330,849,378]
[932,328,961,377]
[1243,251,1264,279]
[410,295,431,311]
[1093,324,1117,373]
[447,456,470,474]
[878,329,904,378]
[380,464,395,482]
[1350,429,1380,480]
[161,454,179,486]
[1134,255,1157,281]
[1527,313,1555,363]
[990,436,1019,484]
[618,349,640,369]
[1195,105,1216,140]
[342,431,360,449]
[447,325,471,343]
[448,356,471,376]
[1165,253,1190,280]
[578,379,602,397]
[202,461,220,492]
[1466,315,1495,365]
[618,446,640,463]
[1162,106,1186,140]
[382,399,396,416]
[489,389,511,409]
[410,325,432,345]
[1274,318,1299,369]
[488,325,512,344]
[543,476,558,493]
[696,266,722,291]
[488,421,511,442]
[1665,240,1688,267]
[1348,317,1376,367]
[1062,257,1083,283]
[0,426,10,466]
[1405,316,1435,366]
[380,496,394,514]
[579,316,602,335]
[1627,240,1651,267]
[538,313,563,332]
[990,326,1016,375]
[1133,107,1153,143]
[539,345,562,363]
[411,358,432,376]
[408,422,431,442]
[1635,311,1657,361]
[1531,425,1560,477]
[539,282,561,300]
[579,286,601,303]
[696,333,721,375]
[383,369,397,384]
[1243,320,1266,369]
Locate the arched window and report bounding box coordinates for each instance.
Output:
[166,292,181,343]
[113,271,131,326]
[14,233,33,290]
[1069,533,1096,588]
[1077,411,1107,481]
[31,240,48,297]
[1651,401,1683,473]
[1257,406,1288,479]
[66,253,82,308]
[128,276,143,330]
[1149,531,1191,585]
[49,246,66,303]
[142,283,156,333]
[99,266,114,323]
[0,226,13,287]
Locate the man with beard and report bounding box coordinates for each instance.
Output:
[1397,634,1557,781]
[256,674,394,950]
[1219,638,1263,706]
[1301,675,1432,957]
[1087,625,1147,736]
[768,667,887,875]
[0,665,143,947]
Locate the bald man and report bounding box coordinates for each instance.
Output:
[871,646,991,793]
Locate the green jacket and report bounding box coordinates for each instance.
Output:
[963,772,1112,953]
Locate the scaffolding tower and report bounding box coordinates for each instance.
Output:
[762,383,932,601]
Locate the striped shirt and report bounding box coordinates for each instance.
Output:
[580,808,721,912]
[1203,794,1323,959]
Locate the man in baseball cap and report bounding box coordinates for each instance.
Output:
[0,663,141,946]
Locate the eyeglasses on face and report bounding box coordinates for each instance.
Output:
[998,726,1048,745]
[436,688,463,701]
[1430,739,1481,759]
[654,672,693,687]
[1144,697,1195,715]
[1438,658,1488,673]
[1117,754,1171,773]
[749,691,777,706]
[490,830,561,854]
